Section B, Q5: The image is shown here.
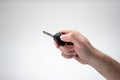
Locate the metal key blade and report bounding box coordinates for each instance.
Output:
[43,31,53,37]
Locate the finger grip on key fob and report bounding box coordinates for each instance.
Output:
[53,32,73,46]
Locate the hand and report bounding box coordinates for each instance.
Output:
[54,30,120,80]
[54,30,96,64]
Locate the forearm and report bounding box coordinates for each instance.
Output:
[88,48,120,80]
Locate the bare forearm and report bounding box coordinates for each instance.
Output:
[56,30,120,80]
[89,49,120,80]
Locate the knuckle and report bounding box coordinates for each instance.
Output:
[69,32,75,38]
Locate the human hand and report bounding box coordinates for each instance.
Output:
[54,30,120,80]
[54,30,96,64]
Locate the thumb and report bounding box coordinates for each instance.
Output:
[60,33,74,42]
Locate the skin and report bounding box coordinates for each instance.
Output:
[54,30,120,80]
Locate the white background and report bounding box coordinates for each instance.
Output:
[0,0,120,80]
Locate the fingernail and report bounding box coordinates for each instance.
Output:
[60,35,66,40]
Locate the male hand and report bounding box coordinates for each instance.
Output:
[54,30,95,64]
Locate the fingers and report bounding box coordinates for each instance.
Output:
[53,30,83,60]
[59,44,75,55]
[61,53,79,59]
[61,53,74,59]
[59,44,76,59]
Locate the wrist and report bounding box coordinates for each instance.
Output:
[87,47,104,65]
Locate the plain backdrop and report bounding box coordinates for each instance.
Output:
[0,0,120,80]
